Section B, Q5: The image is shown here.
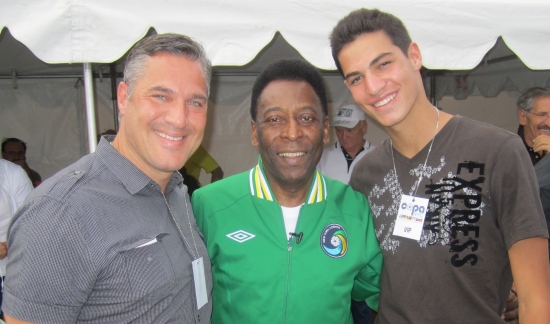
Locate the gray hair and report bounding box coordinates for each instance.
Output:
[517,87,550,112]
[123,33,212,97]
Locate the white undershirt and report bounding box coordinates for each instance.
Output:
[281,205,302,240]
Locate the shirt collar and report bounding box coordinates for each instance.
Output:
[96,136,183,195]
[248,156,327,204]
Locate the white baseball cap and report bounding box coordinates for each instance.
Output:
[332,103,365,128]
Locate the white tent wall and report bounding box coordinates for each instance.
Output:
[0,77,116,179]
[0,69,526,184]
[439,92,520,133]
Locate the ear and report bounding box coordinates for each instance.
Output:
[323,117,330,145]
[117,81,129,117]
[251,121,259,147]
[518,109,528,126]
[408,42,423,71]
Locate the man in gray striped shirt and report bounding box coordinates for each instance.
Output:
[4,33,213,323]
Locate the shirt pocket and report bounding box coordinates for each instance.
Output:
[119,233,176,298]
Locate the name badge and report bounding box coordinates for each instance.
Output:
[392,194,429,240]
[192,257,208,310]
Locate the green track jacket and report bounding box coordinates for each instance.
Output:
[192,162,382,324]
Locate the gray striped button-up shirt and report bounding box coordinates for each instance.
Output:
[4,137,212,323]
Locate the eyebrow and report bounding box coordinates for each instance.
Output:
[190,93,208,102]
[148,86,208,102]
[343,52,392,81]
[262,106,282,116]
[261,105,319,117]
[148,86,174,94]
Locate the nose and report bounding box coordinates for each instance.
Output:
[165,101,189,129]
[363,73,385,97]
[342,131,352,142]
[281,118,303,141]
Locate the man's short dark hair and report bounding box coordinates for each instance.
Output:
[250,59,328,121]
[330,8,412,75]
[1,137,27,153]
[517,87,550,112]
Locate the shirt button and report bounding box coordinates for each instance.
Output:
[74,171,81,175]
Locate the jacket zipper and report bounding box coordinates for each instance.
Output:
[282,205,303,323]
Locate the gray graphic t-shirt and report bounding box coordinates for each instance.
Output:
[350,116,548,324]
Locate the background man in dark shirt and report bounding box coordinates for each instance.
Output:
[517,87,550,165]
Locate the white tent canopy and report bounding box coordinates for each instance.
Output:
[2,0,550,70]
[1,0,550,182]
[432,37,550,100]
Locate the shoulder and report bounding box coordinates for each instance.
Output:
[26,152,105,205]
[452,115,517,143]
[447,116,527,163]
[324,176,370,216]
[355,139,390,170]
[318,143,341,166]
[192,171,251,212]
[0,159,29,184]
[321,143,340,156]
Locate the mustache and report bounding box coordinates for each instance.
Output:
[538,124,550,131]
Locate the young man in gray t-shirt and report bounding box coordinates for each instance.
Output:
[330,8,550,323]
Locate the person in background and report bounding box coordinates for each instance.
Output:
[192,59,382,323]
[330,8,550,323]
[1,138,41,187]
[318,102,374,184]
[0,159,32,319]
[183,144,224,184]
[3,33,213,323]
[517,87,550,165]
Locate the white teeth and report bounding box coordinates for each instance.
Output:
[374,93,396,107]
[279,152,305,157]
[155,131,183,141]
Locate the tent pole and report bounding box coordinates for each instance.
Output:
[83,63,98,153]
[110,63,119,131]
[430,74,437,107]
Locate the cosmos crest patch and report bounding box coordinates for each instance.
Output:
[320,223,348,258]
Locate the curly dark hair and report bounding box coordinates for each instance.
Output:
[250,59,328,121]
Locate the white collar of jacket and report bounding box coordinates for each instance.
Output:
[248,156,327,204]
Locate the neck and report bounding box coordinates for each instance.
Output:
[111,137,170,193]
[266,174,313,208]
[387,99,452,158]
[522,130,536,148]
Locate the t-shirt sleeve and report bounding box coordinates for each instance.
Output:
[4,197,96,322]
[490,135,549,250]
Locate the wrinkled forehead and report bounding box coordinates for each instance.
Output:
[533,96,550,113]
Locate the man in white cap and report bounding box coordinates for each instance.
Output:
[318,102,375,323]
[318,102,375,184]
